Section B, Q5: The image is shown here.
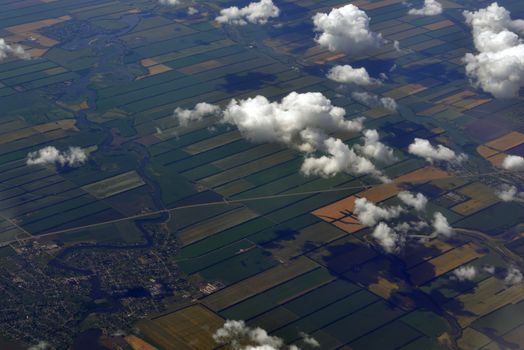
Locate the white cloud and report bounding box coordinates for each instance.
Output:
[408,0,443,16]
[159,0,179,5]
[495,184,523,202]
[326,65,381,86]
[502,155,524,171]
[351,92,398,112]
[216,0,280,26]
[213,320,302,350]
[299,333,319,348]
[222,92,363,153]
[408,138,466,163]
[300,137,387,181]
[463,3,524,98]
[0,38,29,61]
[398,191,428,211]
[26,146,88,168]
[483,265,496,274]
[28,341,51,350]
[354,197,404,227]
[372,222,404,253]
[432,212,454,237]
[187,7,199,15]
[312,4,384,55]
[453,265,477,281]
[174,102,221,127]
[504,266,523,285]
[355,129,397,164]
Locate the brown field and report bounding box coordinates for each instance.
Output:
[486,131,524,151]
[368,276,400,299]
[179,59,224,75]
[141,58,159,67]
[184,130,242,155]
[332,215,363,234]
[201,257,318,311]
[178,206,259,246]
[358,182,400,202]
[476,145,499,158]
[384,83,427,100]
[355,0,404,10]
[451,277,524,327]
[487,152,507,167]
[457,328,492,350]
[44,67,67,75]
[138,64,172,80]
[424,19,454,30]
[137,305,224,350]
[125,335,158,350]
[395,166,449,184]
[0,119,76,145]
[409,243,484,285]
[452,182,499,216]
[6,15,71,34]
[312,195,358,222]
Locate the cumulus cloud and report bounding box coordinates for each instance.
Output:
[213,320,304,350]
[187,7,199,15]
[398,191,428,211]
[495,184,523,202]
[312,4,384,55]
[408,0,443,16]
[504,266,523,285]
[372,222,404,253]
[502,154,524,171]
[326,65,381,86]
[463,3,524,98]
[351,92,398,112]
[216,0,280,26]
[408,138,466,163]
[354,197,404,227]
[300,137,387,181]
[159,0,179,5]
[28,341,51,350]
[0,38,29,61]
[453,265,477,281]
[299,333,319,348]
[174,102,221,127]
[432,212,454,237]
[26,146,88,168]
[355,129,397,164]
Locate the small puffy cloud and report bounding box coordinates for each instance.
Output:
[351,92,398,112]
[356,129,397,164]
[453,265,477,281]
[174,102,221,126]
[354,197,404,227]
[326,65,381,86]
[216,0,280,26]
[28,341,51,350]
[214,320,303,350]
[372,222,404,253]
[502,154,524,171]
[408,0,443,16]
[495,184,522,202]
[187,7,199,15]
[432,212,454,237]
[312,4,384,55]
[398,191,428,211]
[300,137,386,181]
[27,146,88,168]
[0,38,29,61]
[408,138,466,163]
[463,3,524,98]
[504,266,523,285]
[222,92,363,153]
[159,0,179,5]
[299,333,319,348]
